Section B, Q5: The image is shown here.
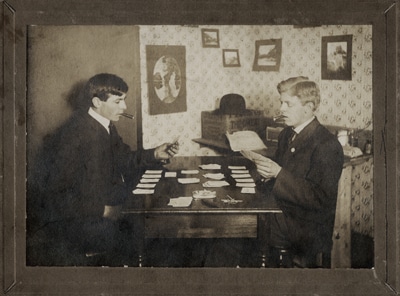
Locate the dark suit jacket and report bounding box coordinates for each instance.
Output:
[30,110,156,227]
[270,118,344,254]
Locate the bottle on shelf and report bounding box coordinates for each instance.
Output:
[348,129,359,147]
[364,139,372,154]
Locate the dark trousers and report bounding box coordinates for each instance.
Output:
[269,213,326,267]
[27,217,133,266]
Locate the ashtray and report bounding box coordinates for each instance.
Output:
[192,190,217,199]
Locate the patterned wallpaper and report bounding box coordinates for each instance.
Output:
[139,25,372,155]
[351,158,374,236]
[138,25,373,237]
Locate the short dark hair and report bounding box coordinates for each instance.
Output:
[83,73,128,107]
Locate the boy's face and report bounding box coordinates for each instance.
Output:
[95,93,127,121]
[279,92,313,128]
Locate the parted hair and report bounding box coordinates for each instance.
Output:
[83,73,129,107]
[277,76,320,111]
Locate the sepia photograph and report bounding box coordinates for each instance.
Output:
[146,45,187,115]
[201,28,220,48]
[322,35,353,80]
[253,38,282,71]
[1,0,399,295]
[25,23,374,270]
[222,49,241,67]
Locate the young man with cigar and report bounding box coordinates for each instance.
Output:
[252,76,344,267]
[27,73,179,266]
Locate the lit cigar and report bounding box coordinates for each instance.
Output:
[273,115,285,122]
[121,113,134,119]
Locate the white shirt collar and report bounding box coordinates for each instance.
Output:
[88,107,110,133]
[293,116,315,134]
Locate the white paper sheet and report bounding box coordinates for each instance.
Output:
[168,196,193,207]
[236,182,256,187]
[231,173,252,179]
[241,187,256,194]
[178,178,200,184]
[204,173,225,180]
[203,181,230,187]
[231,170,249,174]
[165,171,177,178]
[136,183,157,188]
[142,174,162,179]
[228,166,247,170]
[226,130,267,152]
[181,170,199,174]
[132,188,155,195]
[140,178,160,183]
[199,164,221,170]
[145,170,163,174]
[234,178,254,183]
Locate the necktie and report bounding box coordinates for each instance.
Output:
[109,122,119,180]
[109,122,118,145]
[288,128,297,145]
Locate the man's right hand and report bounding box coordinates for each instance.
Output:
[103,205,122,221]
[255,157,282,180]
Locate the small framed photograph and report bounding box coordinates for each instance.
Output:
[222,49,240,67]
[321,35,352,80]
[252,39,282,71]
[201,28,220,48]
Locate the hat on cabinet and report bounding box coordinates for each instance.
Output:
[218,93,247,115]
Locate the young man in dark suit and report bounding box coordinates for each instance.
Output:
[254,76,344,267]
[27,73,179,266]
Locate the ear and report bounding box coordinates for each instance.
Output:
[92,97,102,108]
[305,101,315,112]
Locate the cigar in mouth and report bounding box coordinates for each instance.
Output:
[121,113,134,119]
[273,115,285,122]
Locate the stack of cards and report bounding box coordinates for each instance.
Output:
[228,165,256,194]
[132,169,162,195]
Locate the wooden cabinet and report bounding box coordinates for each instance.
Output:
[331,155,373,268]
[331,165,352,268]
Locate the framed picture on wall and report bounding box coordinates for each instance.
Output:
[201,28,220,48]
[222,49,240,67]
[146,45,187,115]
[321,35,352,80]
[252,39,282,71]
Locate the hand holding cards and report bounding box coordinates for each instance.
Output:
[240,150,270,162]
[240,150,282,180]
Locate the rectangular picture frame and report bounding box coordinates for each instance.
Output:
[201,28,220,48]
[321,34,353,80]
[146,45,187,115]
[222,49,240,67]
[252,39,282,71]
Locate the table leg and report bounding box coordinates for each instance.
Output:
[127,214,145,267]
[258,214,270,268]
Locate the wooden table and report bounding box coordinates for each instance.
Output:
[122,156,281,267]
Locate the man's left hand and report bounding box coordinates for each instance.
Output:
[154,142,179,160]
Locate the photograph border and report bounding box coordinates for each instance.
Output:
[321,34,353,80]
[222,49,241,67]
[201,28,220,48]
[1,0,399,295]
